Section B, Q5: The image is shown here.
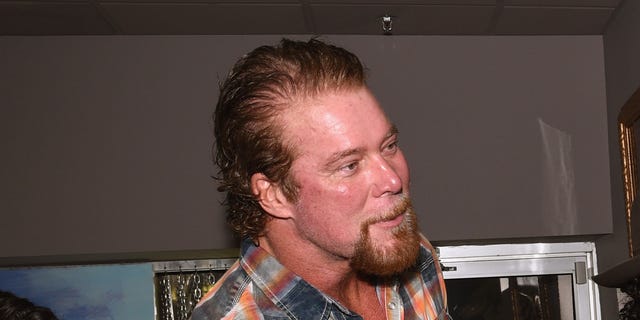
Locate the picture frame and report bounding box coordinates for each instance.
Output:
[618,86,640,258]
[0,263,155,320]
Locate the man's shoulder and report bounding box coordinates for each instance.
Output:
[191,261,253,319]
[191,259,305,320]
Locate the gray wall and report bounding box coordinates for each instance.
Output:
[0,36,611,263]
[599,0,640,318]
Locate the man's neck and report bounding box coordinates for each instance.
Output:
[333,274,386,320]
[257,230,386,319]
[257,232,355,293]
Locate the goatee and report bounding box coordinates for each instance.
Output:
[350,197,420,277]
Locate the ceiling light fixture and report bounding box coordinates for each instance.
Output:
[381,15,393,35]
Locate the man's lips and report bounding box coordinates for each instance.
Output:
[372,212,405,228]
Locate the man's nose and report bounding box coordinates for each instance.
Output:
[371,156,403,197]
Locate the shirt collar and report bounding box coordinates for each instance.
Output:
[239,239,360,319]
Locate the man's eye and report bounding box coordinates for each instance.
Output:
[341,162,359,173]
[385,141,399,152]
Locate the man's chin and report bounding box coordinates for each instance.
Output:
[350,225,420,277]
[351,239,420,277]
[350,200,420,277]
[367,227,404,246]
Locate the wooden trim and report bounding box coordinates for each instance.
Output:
[618,86,640,258]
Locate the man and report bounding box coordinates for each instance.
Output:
[191,38,449,320]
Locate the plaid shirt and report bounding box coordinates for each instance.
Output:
[191,234,450,320]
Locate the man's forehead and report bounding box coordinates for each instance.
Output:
[278,93,396,155]
[283,86,386,118]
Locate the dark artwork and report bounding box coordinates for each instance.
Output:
[620,278,640,320]
[154,268,228,320]
[447,275,569,320]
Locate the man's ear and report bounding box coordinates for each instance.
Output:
[250,173,293,219]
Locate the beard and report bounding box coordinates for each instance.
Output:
[349,196,420,277]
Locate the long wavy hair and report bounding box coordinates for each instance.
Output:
[213,38,366,241]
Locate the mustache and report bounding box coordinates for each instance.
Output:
[363,195,411,226]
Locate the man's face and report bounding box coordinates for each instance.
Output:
[282,86,419,276]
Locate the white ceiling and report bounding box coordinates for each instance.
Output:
[0,0,624,36]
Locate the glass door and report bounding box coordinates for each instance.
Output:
[446,274,574,319]
[438,242,601,320]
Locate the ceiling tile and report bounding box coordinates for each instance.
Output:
[0,0,90,2]
[309,0,495,4]
[311,5,495,35]
[495,6,614,34]
[0,2,114,35]
[97,0,300,2]
[100,3,308,34]
[504,0,620,7]
[0,0,622,35]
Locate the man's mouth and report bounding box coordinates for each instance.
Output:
[369,196,410,229]
[373,211,405,228]
[362,195,411,232]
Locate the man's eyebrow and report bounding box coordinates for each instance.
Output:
[380,125,399,145]
[324,147,365,170]
[387,124,399,139]
[323,125,399,170]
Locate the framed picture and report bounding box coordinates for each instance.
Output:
[618,86,640,258]
[0,263,154,320]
